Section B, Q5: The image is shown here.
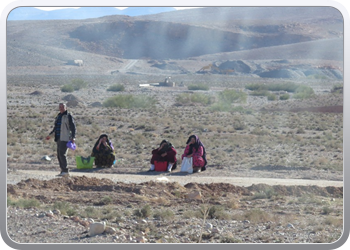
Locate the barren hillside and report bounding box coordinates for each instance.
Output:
[7,7,343,62]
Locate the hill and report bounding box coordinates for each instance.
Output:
[6,6,344,79]
[7,7,176,20]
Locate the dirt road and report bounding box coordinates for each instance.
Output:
[7,169,343,187]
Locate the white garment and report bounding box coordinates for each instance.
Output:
[150,164,155,171]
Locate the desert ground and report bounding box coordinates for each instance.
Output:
[6,71,344,244]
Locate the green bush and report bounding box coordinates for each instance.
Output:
[52,201,77,216]
[267,93,277,101]
[176,93,213,106]
[153,209,175,221]
[293,86,315,99]
[243,209,271,223]
[61,84,74,92]
[208,88,248,111]
[267,83,299,92]
[8,197,41,208]
[250,90,276,100]
[245,82,300,93]
[84,207,99,217]
[188,84,209,91]
[133,204,152,218]
[280,93,290,100]
[245,83,267,91]
[107,84,125,92]
[71,78,88,90]
[208,101,232,112]
[103,94,157,109]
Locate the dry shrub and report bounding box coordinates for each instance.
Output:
[150,197,170,205]
[243,209,271,223]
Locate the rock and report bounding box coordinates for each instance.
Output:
[89,222,106,236]
[41,155,51,161]
[62,94,80,102]
[71,216,80,222]
[29,90,43,95]
[287,223,295,229]
[206,223,213,230]
[52,209,61,215]
[90,102,103,107]
[136,236,147,243]
[37,212,46,218]
[105,226,117,234]
[186,190,202,200]
[79,220,90,228]
[46,211,54,217]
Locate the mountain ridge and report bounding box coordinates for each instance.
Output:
[6,7,344,79]
[7,7,177,20]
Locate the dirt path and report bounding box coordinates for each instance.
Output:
[7,170,343,187]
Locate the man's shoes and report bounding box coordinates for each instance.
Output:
[167,168,172,172]
[57,172,69,177]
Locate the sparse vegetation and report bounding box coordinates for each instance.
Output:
[103,94,157,109]
[293,86,315,99]
[107,84,125,92]
[60,84,74,92]
[71,78,88,90]
[188,84,209,91]
[7,197,41,209]
[176,93,213,106]
[133,204,152,218]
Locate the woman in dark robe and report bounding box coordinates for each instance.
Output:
[91,134,116,168]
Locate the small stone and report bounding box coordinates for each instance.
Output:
[105,226,116,234]
[71,216,80,222]
[79,220,90,228]
[52,209,61,215]
[89,222,106,236]
[41,155,51,161]
[46,211,54,217]
[136,236,147,243]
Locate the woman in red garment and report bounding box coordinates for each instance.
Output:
[182,134,207,173]
[148,140,177,172]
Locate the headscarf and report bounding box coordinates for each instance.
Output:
[186,135,207,167]
[92,134,114,153]
[158,139,174,154]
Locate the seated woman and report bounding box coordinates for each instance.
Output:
[149,140,177,172]
[182,135,207,172]
[91,134,116,168]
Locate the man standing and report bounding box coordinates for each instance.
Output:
[46,103,76,176]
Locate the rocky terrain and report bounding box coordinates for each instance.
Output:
[5,6,344,246]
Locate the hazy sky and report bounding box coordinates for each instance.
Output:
[35,7,201,11]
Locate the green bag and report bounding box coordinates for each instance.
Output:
[75,156,95,169]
